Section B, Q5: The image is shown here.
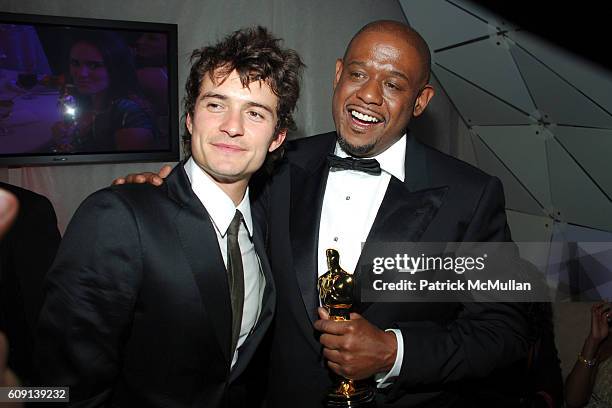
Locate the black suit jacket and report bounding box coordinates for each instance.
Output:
[36,164,275,407]
[256,132,530,407]
[0,182,60,384]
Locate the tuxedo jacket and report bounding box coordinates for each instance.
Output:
[36,164,275,407]
[0,182,60,384]
[255,132,531,407]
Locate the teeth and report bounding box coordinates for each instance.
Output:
[350,110,380,123]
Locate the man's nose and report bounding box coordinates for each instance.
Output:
[356,78,383,106]
[219,109,245,137]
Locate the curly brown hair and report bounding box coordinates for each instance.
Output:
[182,26,304,163]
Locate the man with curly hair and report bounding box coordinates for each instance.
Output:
[36,27,303,407]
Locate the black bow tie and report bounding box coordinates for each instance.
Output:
[327,154,382,175]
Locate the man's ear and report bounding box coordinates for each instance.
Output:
[186,113,193,134]
[269,128,288,152]
[333,58,343,90]
[413,85,435,117]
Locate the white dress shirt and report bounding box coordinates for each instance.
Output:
[317,135,407,387]
[185,158,264,370]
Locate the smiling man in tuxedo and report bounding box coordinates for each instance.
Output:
[36,27,303,407]
[258,20,530,407]
[116,20,531,407]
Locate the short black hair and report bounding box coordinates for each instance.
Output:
[347,20,431,85]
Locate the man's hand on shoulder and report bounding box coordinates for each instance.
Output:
[314,307,397,380]
[112,164,172,186]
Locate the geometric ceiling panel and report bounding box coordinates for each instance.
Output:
[506,210,552,267]
[399,0,490,51]
[548,224,612,301]
[554,126,612,198]
[475,125,553,210]
[509,31,612,115]
[471,133,544,215]
[436,39,536,114]
[510,43,612,128]
[546,137,612,232]
[506,209,552,242]
[433,65,532,125]
[454,117,478,167]
[552,222,612,242]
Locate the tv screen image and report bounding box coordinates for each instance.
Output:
[0,13,178,165]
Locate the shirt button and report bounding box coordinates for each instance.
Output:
[333,237,338,242]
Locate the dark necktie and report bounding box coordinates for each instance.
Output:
[227,209,245,355]
[327,154,382,175]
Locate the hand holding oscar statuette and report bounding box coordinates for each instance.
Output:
[318,249,375,407]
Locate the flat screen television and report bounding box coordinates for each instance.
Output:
[0,12,179,165]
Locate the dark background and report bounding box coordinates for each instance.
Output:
[473,1,609,71]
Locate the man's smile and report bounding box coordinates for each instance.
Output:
[211,142,247,153]
[346,106,384,130]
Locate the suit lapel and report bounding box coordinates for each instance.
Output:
[404,133,431,192]
[230,221,275,381]
[167,165,233,366]
[363,178,447,245]
[290,159,329,324]
[353,135,448,314]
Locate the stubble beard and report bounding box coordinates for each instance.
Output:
[337,133,377,158]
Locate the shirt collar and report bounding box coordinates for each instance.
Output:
[334,134,406,182]
[184,157,253,237]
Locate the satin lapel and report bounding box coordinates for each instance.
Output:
[230,222,275,381]
[353,177,448,314]
[168,165,232,365]
[290,159,329,325]
[404,133,431,192]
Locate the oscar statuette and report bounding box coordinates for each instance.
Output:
[318,249,375,407]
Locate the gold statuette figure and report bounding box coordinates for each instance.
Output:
[318,249,375,407]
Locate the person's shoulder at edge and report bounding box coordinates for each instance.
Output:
[0,182,53,207]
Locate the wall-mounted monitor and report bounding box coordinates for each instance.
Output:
[0,12,179,166]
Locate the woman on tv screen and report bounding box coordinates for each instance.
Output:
[51,30,157,153]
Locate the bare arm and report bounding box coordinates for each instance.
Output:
[565,302,610,407]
